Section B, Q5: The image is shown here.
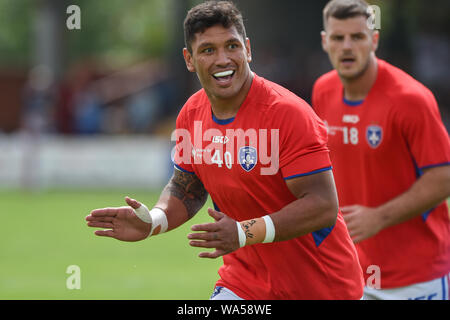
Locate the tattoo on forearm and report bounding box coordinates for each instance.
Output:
[163,170,208,219]
[241,219,257,239]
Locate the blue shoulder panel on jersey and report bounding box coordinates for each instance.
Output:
[311,225,335,247]
[173,163,194,174]
[283,166,332,180]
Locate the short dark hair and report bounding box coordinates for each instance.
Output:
[183,1,246,53]
[323,0,371,29]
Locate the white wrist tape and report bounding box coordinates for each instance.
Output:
[262,215,275,243]
[134,204,168,237]
[134,203,152,223]
[236,215,275,248]
[236,221,246,248]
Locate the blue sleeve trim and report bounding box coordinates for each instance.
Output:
[173,163,195,174]
[419,162,450,171]
[283,166,332,180]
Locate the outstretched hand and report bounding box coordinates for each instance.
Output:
[188,208,240,259]
[86,196,151,241]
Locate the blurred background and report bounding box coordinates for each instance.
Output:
[0,0,449,190]
[0,0,449,299]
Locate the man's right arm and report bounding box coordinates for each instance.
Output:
[86,167,208,241]
[154,168,208,231]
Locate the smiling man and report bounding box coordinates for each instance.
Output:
[313,0,450,299]
[86,1,364,299]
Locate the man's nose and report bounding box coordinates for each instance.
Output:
[342,36,353,50]
[215,48,232,66]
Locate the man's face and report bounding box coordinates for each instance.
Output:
[183,24,252,100]
[321,16,379,81]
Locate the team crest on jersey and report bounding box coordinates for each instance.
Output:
[239,146,257,172]
[366,125,383,148]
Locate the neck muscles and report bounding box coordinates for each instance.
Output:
[209,71,254,120]
[342,56,378,102]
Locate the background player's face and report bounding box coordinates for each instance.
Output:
[183,24,252,101]
[321,16,379,81]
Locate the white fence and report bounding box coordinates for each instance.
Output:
[0,134,173,190]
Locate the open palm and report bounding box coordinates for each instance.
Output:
[86,197,151,241]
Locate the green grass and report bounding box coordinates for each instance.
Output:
[0,189,222,299]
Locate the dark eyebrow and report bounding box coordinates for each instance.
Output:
[197,37,242,50]
[197,42,214,51]
[329,31,366,38]
[225,37,242,44]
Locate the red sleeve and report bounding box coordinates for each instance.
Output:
[396,89,450,170]
[273,100,332,179]
[173,105,195,174]
[311,80,321,114]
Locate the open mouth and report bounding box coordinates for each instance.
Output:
[340,57,356,65]
[212,70,235,83]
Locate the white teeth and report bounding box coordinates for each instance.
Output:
[214,70,234,78]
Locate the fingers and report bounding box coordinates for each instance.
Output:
[188,231,218,241]
[197,250,224,259]
[207,207,224,221]
[94,229,115,238]
[87,221,113,229]
[342,212,353,224]
[191,208,225,231]
[85,215,114,222]
[89,206,127,217]
[340,205,360,213]
[189,240,221,249]
[191,222,219,232]
[125,196,142,210]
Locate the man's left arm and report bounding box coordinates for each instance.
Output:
[188,170,339,258]
[342,165,450,243]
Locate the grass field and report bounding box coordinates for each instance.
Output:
[0,189,222,300]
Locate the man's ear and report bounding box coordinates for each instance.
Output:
[245,38,252,63]
[183,47,196,73]
[320,31,328,53]
[372,30,380,52]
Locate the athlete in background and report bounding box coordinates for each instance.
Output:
[86,1,363,299]
[313,0,450,299]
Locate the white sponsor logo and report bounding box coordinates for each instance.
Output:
[212,136,230,144]
[342,115,360,124]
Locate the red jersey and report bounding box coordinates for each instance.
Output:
[174,74,363,299]
[313,59,450,289]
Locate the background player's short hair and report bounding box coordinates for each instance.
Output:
[183,1,247,54]
[323,0,371,29]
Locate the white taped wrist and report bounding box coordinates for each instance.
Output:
[236,221,246,248]
[262,215,275,243]
[134,204,168,237]
[148,207,168,236]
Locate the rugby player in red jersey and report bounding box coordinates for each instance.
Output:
[86,1,363,299]
[313,0,450,300]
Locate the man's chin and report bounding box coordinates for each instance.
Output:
[338,68,364,81]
